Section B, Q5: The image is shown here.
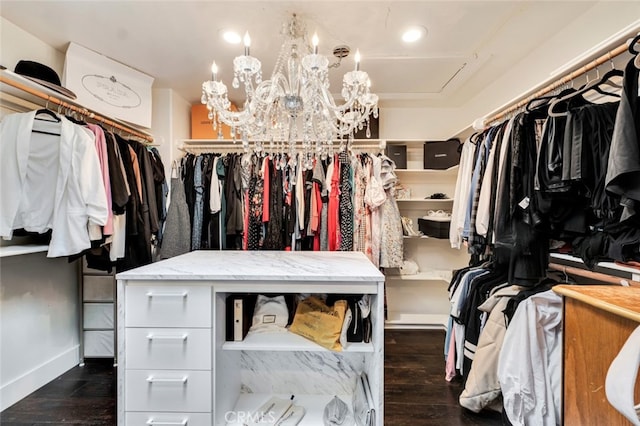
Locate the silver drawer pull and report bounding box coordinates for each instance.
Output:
[146,291,188,298]
[146,375,188,384]
[146,333,188,341]
[146,419,188,426]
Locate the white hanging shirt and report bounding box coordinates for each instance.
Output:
[498,290,563,426]
[450,139,477,249]
[0,111,108,257]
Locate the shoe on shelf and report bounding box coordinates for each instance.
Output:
[401,216,422,237]
[426,192,448,199]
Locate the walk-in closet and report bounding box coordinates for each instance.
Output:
[2,2,640,425]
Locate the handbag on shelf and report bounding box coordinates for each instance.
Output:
[289,296,348,351]
[326,294,372,344]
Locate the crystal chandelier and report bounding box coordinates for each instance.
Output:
[201,14,379,160]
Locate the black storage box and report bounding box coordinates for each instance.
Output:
[418,217,450,239]
[424,139,461,169]
[385,144,407,169]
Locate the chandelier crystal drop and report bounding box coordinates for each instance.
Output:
[201,14,379,161]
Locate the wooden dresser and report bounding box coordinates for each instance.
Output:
[553,285,640,425]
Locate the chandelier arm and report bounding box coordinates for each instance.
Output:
[253,74,289,106]
[315,83,359,114]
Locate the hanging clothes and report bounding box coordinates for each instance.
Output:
[248,155,264,250]
[167,148,400,262]
[327,154,341,251]
[263,156,285,250]
[0,111,108,257]
[158,166,191,259]
[338,150,354,251]
[379,154,403,269]
[450,138,477,249]
[606,57,640,222]
[497,290,563,426]
[191,155,204,250]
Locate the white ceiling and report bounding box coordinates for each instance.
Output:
[0,1,607,109]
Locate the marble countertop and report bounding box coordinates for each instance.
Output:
[116,251,384,281]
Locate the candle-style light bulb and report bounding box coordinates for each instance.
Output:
[211,61,218,81]
[366,78,371,88]
[312,33,319,54]
[243,31,251,56]
[354,49,361,71]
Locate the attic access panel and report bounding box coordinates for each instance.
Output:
[363,56,471,95]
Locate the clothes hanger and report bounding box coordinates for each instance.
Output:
[32,100,62,136]
[468,132,480,145]
[604,52,623,89]
[34,108,60,122]
[626,33,640,69]
[588,65,623,98]
[34,100,61,123]
[628,33,640,55]
[525,87,578,112]
[548,68,621,117]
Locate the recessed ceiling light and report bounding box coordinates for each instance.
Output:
[402,26,427,43]
[222,30,241,44]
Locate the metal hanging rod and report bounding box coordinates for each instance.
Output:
[179,139,386,154]
[179,143,386,154]
[0,73,154,143]
[549,263,640,287]
[485,41,630,126]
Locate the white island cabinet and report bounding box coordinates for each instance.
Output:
[116,251,385,426]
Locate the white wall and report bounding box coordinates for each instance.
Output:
[379,106,458,140]
[151,88,192,184]
[0,253,79,410]
[0,17,64,76]
[171,91,191,157]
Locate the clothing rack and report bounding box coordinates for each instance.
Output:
[178,139,387,154]
[549,263,640,287]
[484,40,631,126]
[0,71,154,143]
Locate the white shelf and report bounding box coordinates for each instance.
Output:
[403,235,430,240]
[396,198,453,203]
[222,331,374,352]
[395,165,459,174]
[0,244,49,258]
[385,270,452,282]
[385,313,448,329]
[226,393,354,426]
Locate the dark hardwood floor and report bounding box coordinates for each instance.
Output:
[0,359,116,425]
[1,330,501,425]
[384,330,502,425]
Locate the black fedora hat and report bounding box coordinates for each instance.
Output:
[14,60,77,99]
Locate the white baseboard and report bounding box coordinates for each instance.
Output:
[0,345,80,411]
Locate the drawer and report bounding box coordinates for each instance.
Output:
[125,328,211,370]
[125,286,211,328]
[125,412,211,426]
[125,370,211,413]
[83,275,115,301]
[83,330,114,357]
[83,303,114,329]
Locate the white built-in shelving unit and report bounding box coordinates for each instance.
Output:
[384,140,469,330]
